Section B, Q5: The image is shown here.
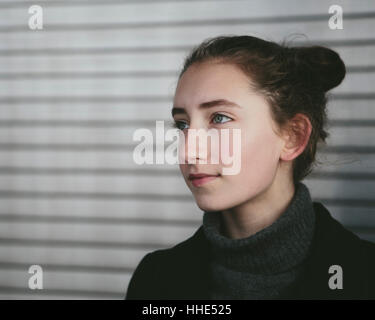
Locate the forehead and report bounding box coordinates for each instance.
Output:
[173,62,252,109]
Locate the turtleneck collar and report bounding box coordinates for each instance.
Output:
[202,181,316,275]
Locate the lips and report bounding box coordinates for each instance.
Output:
[188,173,220,187]
[188,173,218,180]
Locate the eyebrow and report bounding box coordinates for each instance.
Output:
[171,99,241,117]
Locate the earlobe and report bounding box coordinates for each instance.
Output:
[280,113,312,162]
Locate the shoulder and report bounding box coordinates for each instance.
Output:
[313,201,374,250]
[304,202,375,298]
[125,226,207,299]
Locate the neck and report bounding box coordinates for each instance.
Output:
[220,178,295,239]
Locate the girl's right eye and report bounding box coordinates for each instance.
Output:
[172,121,189,131]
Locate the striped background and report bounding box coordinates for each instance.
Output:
[0,0,374,299]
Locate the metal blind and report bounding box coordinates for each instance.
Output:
[0,0,374,299]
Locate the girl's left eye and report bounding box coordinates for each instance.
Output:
[212,113,232,124]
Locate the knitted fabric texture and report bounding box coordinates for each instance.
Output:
[202,182,316,299]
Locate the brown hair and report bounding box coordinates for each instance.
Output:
[177,35,346,184]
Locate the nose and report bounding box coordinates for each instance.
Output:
[181,128,210,164]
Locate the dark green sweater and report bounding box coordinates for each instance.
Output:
[202,182,316,299]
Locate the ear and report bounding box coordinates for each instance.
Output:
[280,113,312,162]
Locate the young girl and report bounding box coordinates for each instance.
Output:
[126,35,375,300]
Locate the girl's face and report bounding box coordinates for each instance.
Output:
[172,61,286,212]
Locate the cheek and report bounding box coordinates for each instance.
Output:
[239,126,281,190]
[185,127,282,212]
[179,163,189,181]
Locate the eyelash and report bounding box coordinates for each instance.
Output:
[172,113,233,130]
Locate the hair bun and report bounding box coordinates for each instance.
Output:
[286,45,346,92]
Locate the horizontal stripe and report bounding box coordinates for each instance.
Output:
[0,220,371,235]
[2,12,375,33]
[0,143,373,154]
[0,285,122,299]
[346,66,375,73]
[0,119,159,127]
[0,190,193,201]
[0,213,199,226]
[328,119,375,127]
[0,66,373,79]
[0,167,178,176]
[0,167,374,181]
[0,95,172,103]
[0,262,133,274]
[0,190,372,207]
[0,39,375,57]
[0,244,150,270]
[0,119,373,127]
[0,71,178,79]
[314,198,375,208]
[0,237,168,250]
[0,0,217,9]
[0,93,374,104]
[0,73,371,96]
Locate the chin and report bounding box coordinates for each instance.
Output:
[194,196,227,213]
